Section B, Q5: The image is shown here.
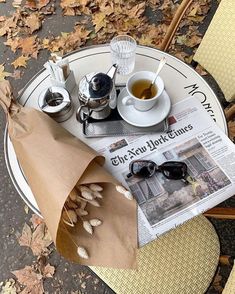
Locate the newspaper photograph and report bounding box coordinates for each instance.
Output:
[89,96,235,246]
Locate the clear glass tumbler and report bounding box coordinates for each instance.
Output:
[110,35,137,75]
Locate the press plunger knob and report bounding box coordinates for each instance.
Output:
[91,76,100,91]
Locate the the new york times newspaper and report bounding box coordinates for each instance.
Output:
[90,96,235,246]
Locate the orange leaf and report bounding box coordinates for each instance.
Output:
[25,0,37,10]
[38,0,51,9]
[18,36,38,56]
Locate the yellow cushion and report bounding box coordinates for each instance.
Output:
[193,0,235,102]
[90,216,219,294]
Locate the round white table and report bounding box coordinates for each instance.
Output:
[4,44,227,215]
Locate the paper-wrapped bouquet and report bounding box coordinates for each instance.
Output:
[0,81,137,269]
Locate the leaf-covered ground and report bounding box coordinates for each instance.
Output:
[1,0,234,293]
[0,0,214,84]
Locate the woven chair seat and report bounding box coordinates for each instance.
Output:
[91,215,219,294]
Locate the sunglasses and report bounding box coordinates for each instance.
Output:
[127,160,188,181]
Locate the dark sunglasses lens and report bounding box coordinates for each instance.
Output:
[131,161,155,178]
[160,162,187,179]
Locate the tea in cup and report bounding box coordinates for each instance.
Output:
[122,71,164,111]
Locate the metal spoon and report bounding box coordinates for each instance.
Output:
[140,57,167,99]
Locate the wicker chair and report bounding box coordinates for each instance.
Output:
[160,0,235,221]
[90,1,234,293]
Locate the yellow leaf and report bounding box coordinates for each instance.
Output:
[11,55,30,69]
[42,38,50,48]
[92,12,107,33]
[0,64,11,81]
[61,32,69,38]
[138,35,154,47]
[4,37,20,53]
[188,5,199,17]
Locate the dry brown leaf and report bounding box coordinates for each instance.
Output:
[30,214,44,229]
[4,37,20,53]
[18,223,32,247]
[0,64,11,81]
[210,268,223,293]
[18,221,52,256]
[60,0,80,9]
[185,34,202,48]
[12,266,44,294]
[12,69,23,79]
[30,223,52,256]
[42,264,55,278]
[0,13,19,37]
[195,64,208,76]
[92,12,107,33]
[63,7,76,16]
[174,51,189,62]
[0,278,20,293]
[147,0,161,10]
[41,37,50,49]
[18,36,38,57]
[24,0,37,10]
[12,0,22,8]
[38,0,51,9]
[12,55,30,69]
[188,3,200,17]
[128,2,146,18]
[46,25,90,54]
[175,35,187,46]
[25,13,41,33]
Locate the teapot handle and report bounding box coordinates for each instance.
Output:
[76,105,92,123]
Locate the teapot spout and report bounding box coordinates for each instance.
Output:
[106,64,118,81]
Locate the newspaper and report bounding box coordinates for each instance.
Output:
[89,96,235,246]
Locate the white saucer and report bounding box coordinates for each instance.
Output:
[117,88,171,127]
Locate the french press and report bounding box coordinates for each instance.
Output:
[76,64,117,122]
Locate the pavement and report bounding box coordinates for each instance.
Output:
[0,1,234,293]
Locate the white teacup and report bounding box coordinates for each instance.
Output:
[122,71,164,112]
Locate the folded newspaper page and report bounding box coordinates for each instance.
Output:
[89,96,234,246]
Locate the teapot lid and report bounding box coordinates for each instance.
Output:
[80,72,113,99]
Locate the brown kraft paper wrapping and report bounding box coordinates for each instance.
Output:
[0,81,137,268]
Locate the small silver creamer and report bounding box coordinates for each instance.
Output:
[38,86,73,122]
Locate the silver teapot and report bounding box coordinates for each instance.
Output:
[76,64,117,122]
